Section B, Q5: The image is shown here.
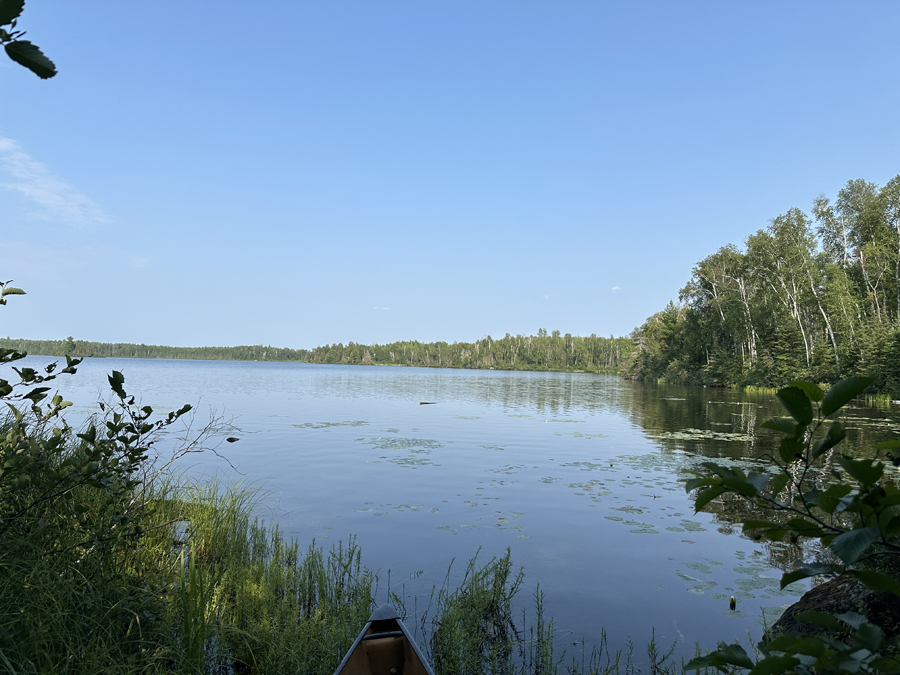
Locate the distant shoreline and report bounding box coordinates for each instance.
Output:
[0,332,633,374]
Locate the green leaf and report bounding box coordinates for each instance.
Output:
[884,515,900,536]
[0,286,25,297]
[784,380,824,402]
[802,487,821,507]
[685,476,715,492]
[783,518,827,537]
[4,40,57,79]
[781,563,834,588]
[778,436,805,463]
[819,484,852,514]
[768,473,790,498]
[777,386,814,425]
[694,485,726,512]
[747,472,769,493]
[23,386,50,402]
[812,420,846,459]
[835,493,856,513]
[829,526,880,565]
[108,370,126,398]
[722,476,758,498]
[834,611,866,630]
[761,417,799,435]
[0,0,24,26]
[748,655,801,675]
[742,519,780,532]
[686,643,755,671]
[837,455,883,486]
[76,425,97,445]
[821,376,875,417]
[870,657,900,673]
[845,570,900,597]
[795,610,842,629]
[876,439,900,450]
[6,402,23,423]
[855,622,885,652]
[713,643,755,669]
[762,635,825,657]
[700,461,738,479]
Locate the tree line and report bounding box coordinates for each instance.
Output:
[629,174,900,393]
[304,330,633,372]
[0,337,311,362]
[0,331,634,374]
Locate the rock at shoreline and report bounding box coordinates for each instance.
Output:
[771,576,900,639]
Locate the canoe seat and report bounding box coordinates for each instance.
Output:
[335,612,432,675]
[360,635,404,674]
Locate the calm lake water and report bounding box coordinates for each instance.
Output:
[14,357,900,658]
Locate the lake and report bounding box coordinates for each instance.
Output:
[13,356,900,659]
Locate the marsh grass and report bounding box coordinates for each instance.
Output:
[864,392,894,407]
[0,453,375,675]
[141,480,375,675]
[401,551,692,675]
[741,385,778,395]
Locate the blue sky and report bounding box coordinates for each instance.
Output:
[1,2,898,348]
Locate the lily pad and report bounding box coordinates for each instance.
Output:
[294,420,368,429]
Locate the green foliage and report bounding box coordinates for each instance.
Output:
[0,1,56,78]
[0,283,205,671]
[685,377,900,673]
[419,550,525,674]
[630,175,900,393]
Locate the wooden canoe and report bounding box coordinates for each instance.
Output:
[334,604,435,675]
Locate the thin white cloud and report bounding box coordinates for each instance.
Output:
[0,136,110,226]
[611,286,622,292]
[131,256,153,268]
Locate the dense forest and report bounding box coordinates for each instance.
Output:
[303,330,633,372]
[0,331,634,374]
[628,174,900,393]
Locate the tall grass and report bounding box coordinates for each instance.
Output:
[741,385,778,395]
[0,461,375,674]
[864,392,894,407]
[402,550,690,675]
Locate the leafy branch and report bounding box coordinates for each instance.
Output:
[685,377,900,673]
[0,0,56,79]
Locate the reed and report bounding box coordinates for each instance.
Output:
[864,392,894,407]
[403,551,695,675]
[741,385,778,395]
